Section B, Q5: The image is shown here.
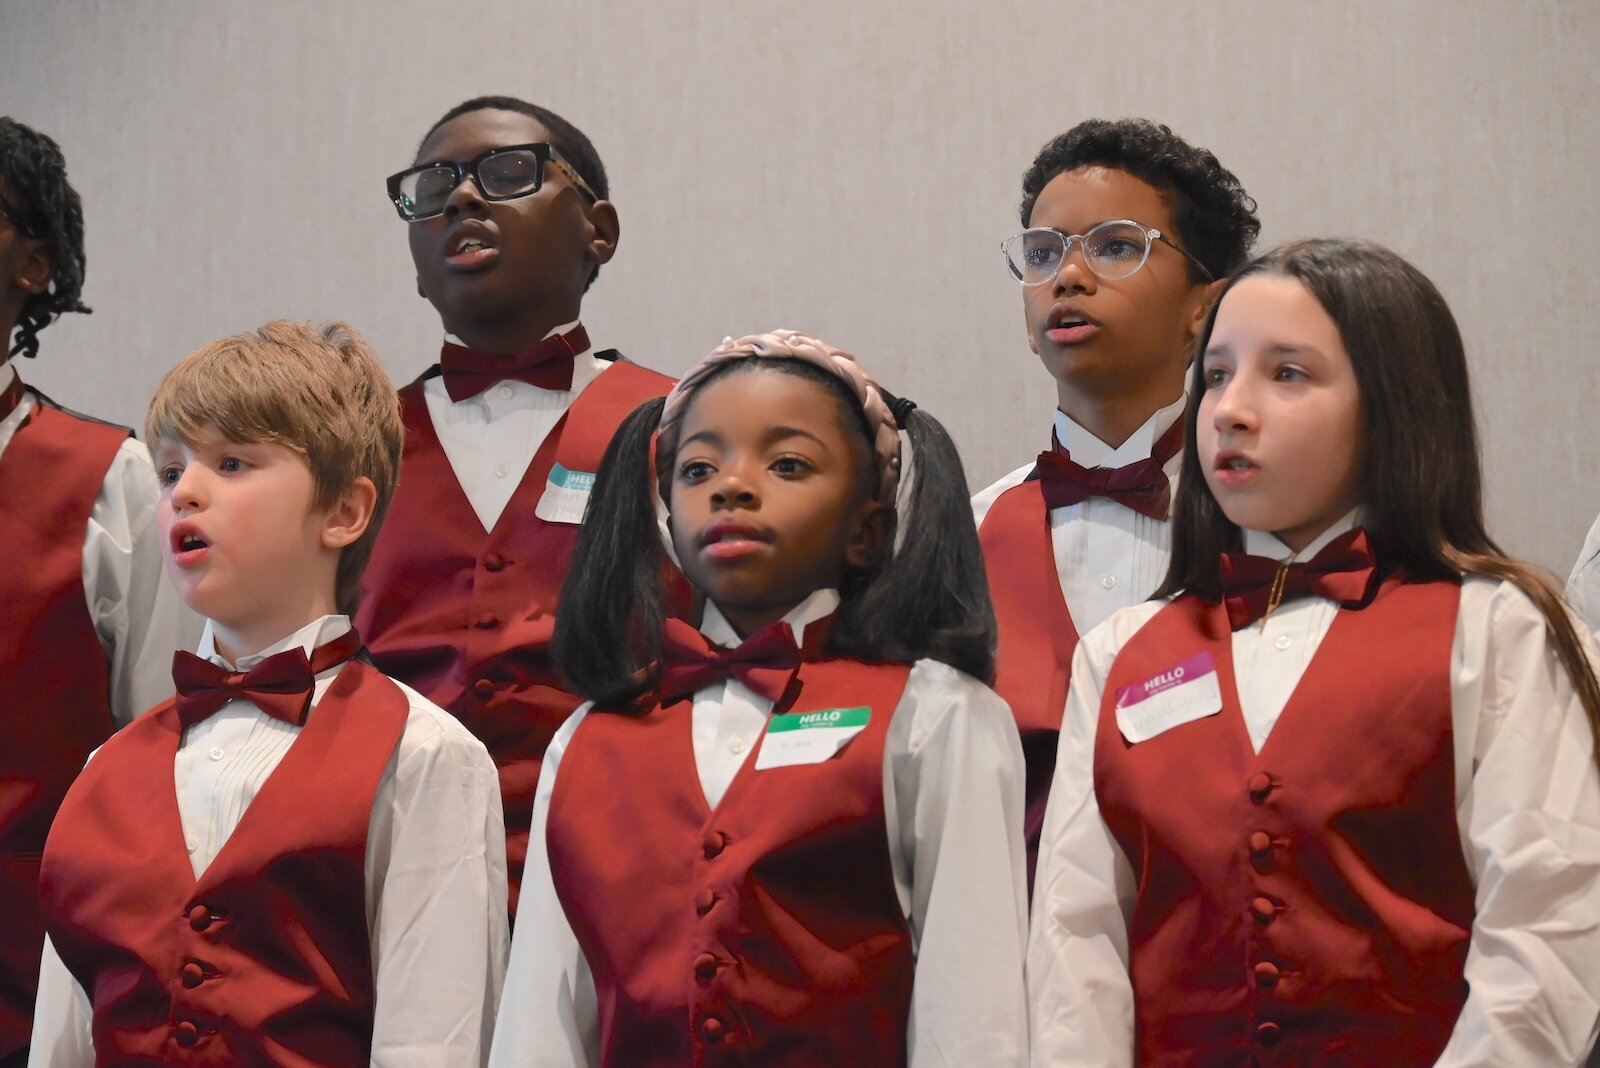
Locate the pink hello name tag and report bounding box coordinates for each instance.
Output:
[1113,650,1223,744]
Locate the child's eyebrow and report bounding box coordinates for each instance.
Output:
[762,425,830,451]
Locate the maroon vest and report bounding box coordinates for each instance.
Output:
[978,478,1078,888]
[1093,580,1475,1065]
[547,659,916,1067]
[39,658,409,1066]
[0,392,126,1057]
[357,355,674,910]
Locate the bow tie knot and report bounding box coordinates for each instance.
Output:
[659,618,802,707]
[439,324,589,402]
[173,628,364,727]
[1034,417,1184,521]
[1219,527,1379,630]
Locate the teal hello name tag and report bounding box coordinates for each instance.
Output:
[535,463,597,524]
[755,707,871,769]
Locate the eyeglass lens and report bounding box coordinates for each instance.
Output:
[1006,221,1153,284]
[396,148,547,219]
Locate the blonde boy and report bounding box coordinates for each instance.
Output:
[30,322,507,1067]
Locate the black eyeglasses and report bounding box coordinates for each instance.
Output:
[386,142,597,222]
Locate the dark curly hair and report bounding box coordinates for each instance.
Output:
[1019,118,1260,283]
[0,117,91,360]
[418,96,610,291]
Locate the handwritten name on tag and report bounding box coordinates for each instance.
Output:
[1114,650,1222,744]
[755,707,870,770]
[534,463,595,524]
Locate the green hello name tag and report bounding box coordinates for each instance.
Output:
[535,463,597,524]
[755,707,871,770]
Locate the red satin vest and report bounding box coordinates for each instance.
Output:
[39,658,409,1066]
[357,354,674,910]
[547,659,916,1067]
[1093,580,1474,1065]
[0,392,126,1057]
[978,478,1078,889]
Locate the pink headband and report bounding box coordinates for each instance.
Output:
[657,330,903,505]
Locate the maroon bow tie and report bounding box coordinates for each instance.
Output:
[1219,527,1379,631]
[438,323,589,402]
[173,628,364,728]
[0,374,24,423]
[1035,416,1184,520]
[658,617,802,707]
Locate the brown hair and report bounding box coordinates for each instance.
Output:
[146,320,403,615]
[1159,238,1600,765]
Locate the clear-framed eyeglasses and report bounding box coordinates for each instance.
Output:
[386,142,597,222]
[1001,219,1213,285]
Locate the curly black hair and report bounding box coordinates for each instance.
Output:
[1019,118,1260,283]
[0,117,90,360]
[418,96,610,292]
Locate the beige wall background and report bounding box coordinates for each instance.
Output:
[2,0,1596,571]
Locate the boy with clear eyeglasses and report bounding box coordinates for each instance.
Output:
[971,119,1260,888]
[360,96,677,917]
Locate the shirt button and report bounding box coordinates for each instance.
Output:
[208,747,225,761]
[495,464,509,478]
[1100,575,1117,590]
[185,838,198,854]
[729,738,746,754]
[1274,633,1292,651]
[498,385,514,399]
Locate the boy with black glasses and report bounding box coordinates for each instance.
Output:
[360,97,675,916]
[0,116,195,1068]
[971,119,1260,889]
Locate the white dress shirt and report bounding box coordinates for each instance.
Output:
[1567,511,1600,635]
[972,396,1185,638]
[1028,511,1600,1067]
[0,362,200,722]
[491,590,1031,1068]
[425,321,610,530]
[30,615,510,1068]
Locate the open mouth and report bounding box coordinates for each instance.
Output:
[1045,305,1100,344]
[445,228,499,270]
[169,523,211,564]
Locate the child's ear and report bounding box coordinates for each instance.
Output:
[320,476,379,550]
[13,240,51,296]
[1185,277,1229,341]
[845,501,893,571]
[584,200,620,268]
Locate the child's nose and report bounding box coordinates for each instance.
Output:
[168,468,205,510]
[1210,379,1256,431]
[442,174,489,218]
[710,470,758,508]
[1053,246,1098,296]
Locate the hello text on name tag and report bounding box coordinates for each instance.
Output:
[755,707,870,770]
[534,463,595,525]
[1114,650,1222,744]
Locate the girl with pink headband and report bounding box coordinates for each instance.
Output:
[492,331,1029,1065]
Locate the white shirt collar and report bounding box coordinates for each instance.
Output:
[1054,391,1187,468]
[442,317,588,356]
[699,588,841,648]
[196,614,353,671]
[1241,506,1366,563]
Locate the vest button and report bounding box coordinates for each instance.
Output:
[702,831,726,859]
[174,1021,199,1047]
[187,905,213,932]
[474,612,500,629]
[695,888,717,916]
[484,552,508,572]
[1248,831,1272,855]
[1250,896,1277,925]
[1254,961,1281,989]
[700,1016,725,1043]
[180,962,205,988]
[1247,772,1274,802]
[473,678,496,699]
[693,952,719,981]
[1255,1021,1281,1046]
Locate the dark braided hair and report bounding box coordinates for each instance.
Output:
[1019,118,1260,283]
[0,117,90,359]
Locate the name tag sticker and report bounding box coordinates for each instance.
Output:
[1114,650,1222,744]
[755,707,870,770]
[535,463,595,524]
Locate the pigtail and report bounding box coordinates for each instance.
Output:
[553,397,672,708]
[831,397,997,684]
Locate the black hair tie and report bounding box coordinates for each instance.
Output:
[884,391,918,428]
